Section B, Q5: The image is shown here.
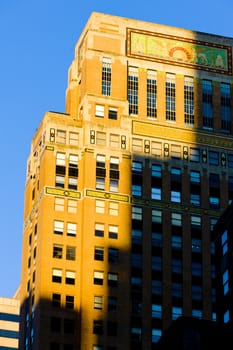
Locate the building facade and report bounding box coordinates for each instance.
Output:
[19,12,233,350]
[0,295,20,349]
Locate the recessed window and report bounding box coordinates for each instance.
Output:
[94,247,104,261]
[65,271,75,285]
[54,221,64,235]
[53,245,63,259]
[94,296,103,310]
[94,271,104,285]
[108,107,117,120]
[108,225,118,239]
[52,269,62,283]
[95,105,105,118]
[67,223,77,236]
[66,295,74,309]
[95,223,104,237]
[66,246,76,260]
[54,197,64,211]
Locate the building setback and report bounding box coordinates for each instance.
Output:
[19,12,233,350]
[0,295,20,349]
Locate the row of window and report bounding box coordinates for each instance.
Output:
[127,66,231,132]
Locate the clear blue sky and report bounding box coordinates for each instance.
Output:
[1,0,233,297]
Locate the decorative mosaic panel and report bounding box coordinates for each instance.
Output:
[127,28,232,75]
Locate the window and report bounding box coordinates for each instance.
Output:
[95,105,104,118]
[128,67,138,115]
[65,271,75,285]
[171,144,181,159]
[93,346,103,350]
[132,161,143,173]
[96,131,106,146]
[221,82,231,132]
[184,76,194,126]
[152,209,162,223]
[152,329,162,343]
[132,138,143,152]
[192,262,202,276]
[109,179,118,192]
[151,141,162,157]
[221,230,228,256]
[94,296,103,310]
[94,271,104,285]
[151,164,162,177]
[151,188,162,200]
[108,296,117,311]
[209,151,219,166]
[109,133,120,148]
[54,197,64,211]
[96,177,105,190]
[132,229,142,244]
[54,221,64,235]
[102,57,111,96]
[190,148,200,162]
[66,295,74,309]
[190,193,200,206]
[152,304,162,318]
[192,285,202,300]
[52,293,61,307]
[93,320,104,335]
[171,236,182,249]
[131,253,142,268]
[172,259,182,273]
[131,327,141,341]
[50,317,61,332]
[192,309,203,319]
[108,248,119,263]
[55,175,65,188]
[152,256,162,271]
[202,80,213,129]
[190,171,201,184]
[147,70,157,118]
[107,321,117,336]
[69,132,79,146]
[108,272,118,287]
[152,232,162,247]
[132,206,142,220]
[64,319,75,334]
[152,280,162,295]
[68,199,77,214]
[57,130,66,143]
[172,306,182,320]
[108,107,117,120]
[95,223,104,237]
[96,200,105,214]
[109,201,118,216]
[166,73,176,121]
[171,212,182,226]
[191,215,201,227]
[67,223,77,236]
[108,225,118,239]
[52,269,62,283]
[171,190,181,203]
[192,238,202,253]
[223,269,229,295]
[132,184,142,197]
[66,246,76,260]
[53,245,63,259]
[94,247,104,261]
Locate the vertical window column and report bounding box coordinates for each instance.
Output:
[128,67,138,115]
[202,79,213,129]
[102,57,111,96]
[221,82,231,133]
[184,76,194,126]
[147,70,157,118]
[166,73,176,121]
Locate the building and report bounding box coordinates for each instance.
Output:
[19,12,233,350]
[0,293,20,349]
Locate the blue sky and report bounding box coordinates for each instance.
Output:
[1,0,233,297]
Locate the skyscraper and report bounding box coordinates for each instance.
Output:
[19,12,233,350]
